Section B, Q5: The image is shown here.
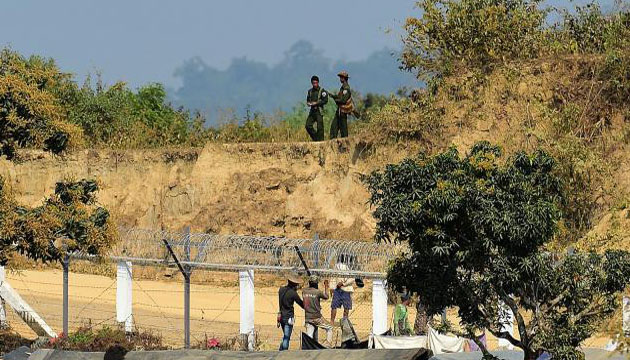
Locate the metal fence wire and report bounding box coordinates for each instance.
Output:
[107,227,406,277]
[2,227,405,350]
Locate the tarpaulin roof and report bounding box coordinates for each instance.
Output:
[430,349,624,360]
[27,348,432,360]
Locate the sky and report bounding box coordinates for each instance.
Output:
[1,0,618,90]
[1,0,417,88]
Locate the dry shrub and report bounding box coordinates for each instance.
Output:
[47,325,166,351]
[0,328,32,355]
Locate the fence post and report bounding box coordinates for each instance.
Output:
[184,226,191,349]
[0,265,6,329]
[372,279,388,335]
[116,261,133,333]
[239,269,255,350]
[62,254,70,336]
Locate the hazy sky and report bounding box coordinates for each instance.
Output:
[2,0,416,88]
[1,0,617,89]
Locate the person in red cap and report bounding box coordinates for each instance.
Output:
[329,71,353,139]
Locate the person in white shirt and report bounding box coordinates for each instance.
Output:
[330,254,354,326]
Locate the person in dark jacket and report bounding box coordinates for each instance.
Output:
[329,71,352,139]
[278,273,304,350]
[305,75,328,141]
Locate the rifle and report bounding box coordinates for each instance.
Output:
[294,246,311,276]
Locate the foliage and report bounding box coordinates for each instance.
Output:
[0,328,31,355]
[401,0,548,80]
[61,77,209,148]
[366,142,630,360]
[401,0,630,81]
[598,49,630,105]
[359,92,442,143]
[548,136,609,241]
[47,325,165,351]
[0,176,117,265]
[556,3,630,55]
[0,48,83,159]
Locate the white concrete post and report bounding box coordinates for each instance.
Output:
[239,269,255,350]
[0,266,6,328]
[498,301,514,350]
[372,279,388,335]
[116,261,133,332]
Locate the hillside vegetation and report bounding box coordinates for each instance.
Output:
[0,0,629,248]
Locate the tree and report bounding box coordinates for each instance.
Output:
[0,48,83,159]
[366,142,630,360]
[401,0,547,81]
[0,177,117,265]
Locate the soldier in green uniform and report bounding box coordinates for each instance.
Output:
[330,71,353,139]
[305,75,328,141]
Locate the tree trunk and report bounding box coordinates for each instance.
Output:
[523,347,540,360]
[414,300,428,335]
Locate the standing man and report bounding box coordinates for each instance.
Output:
[329,71,353,139]
[393,292,413,336]
[305,75,328,141]
[330,254,354,326]
[303,275,333,346]
[278,273,304,351]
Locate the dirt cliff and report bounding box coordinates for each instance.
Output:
[0,140,405,240]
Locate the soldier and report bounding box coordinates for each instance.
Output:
[329,71,353,139]
[305,75,328,141]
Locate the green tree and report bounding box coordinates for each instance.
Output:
[401,0,548,81]
[366,142,630,360]
[0,48,83,159]
[0,177,117,265]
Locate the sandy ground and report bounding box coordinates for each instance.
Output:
[4,269,380,350]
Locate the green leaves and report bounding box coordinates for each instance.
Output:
[0,176,117,265]
[367,142,630,358]
[402,0,548,80]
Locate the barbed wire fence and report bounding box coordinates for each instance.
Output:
[1,227,404,350]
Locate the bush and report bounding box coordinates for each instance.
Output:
[0,48,83,159]
[48,325,165,351]
[62,78,207,148]
[0,328,31,355]
[359,91,442,143]
[599,49,630,105]
[556,3,630,54]
[401,0,548,80]
[0,177,117,265]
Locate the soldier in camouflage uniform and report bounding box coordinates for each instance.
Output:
[329,71,352,139]
[305,75,328,141]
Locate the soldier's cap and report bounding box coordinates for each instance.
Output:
[337,71,350,79]
[311,75,320,82]
[309,275,319,283]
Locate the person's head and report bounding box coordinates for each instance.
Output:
[337,71,349,84]
[400,292,411,306]
[104,344,128,360]
[311,75,320,88]
[308,275,319,288]
[287,273,302,288]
